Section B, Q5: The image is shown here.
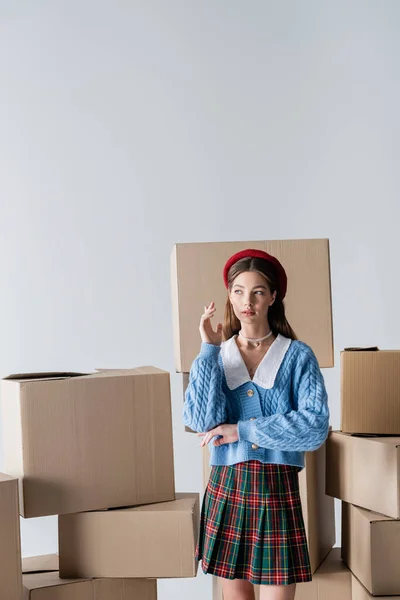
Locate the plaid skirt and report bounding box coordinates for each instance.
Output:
[196,460,312,585]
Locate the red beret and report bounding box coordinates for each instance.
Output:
[223,248,287,299]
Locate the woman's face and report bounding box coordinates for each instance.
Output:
[229,270,276,324]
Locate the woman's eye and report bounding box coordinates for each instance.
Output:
[234,289,242,294]
[255,291,264,295]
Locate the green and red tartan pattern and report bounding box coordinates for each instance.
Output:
[196,460,312,585]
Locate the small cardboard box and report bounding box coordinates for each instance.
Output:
[1,368,175,518]
[22,554,91,600]
[0,473,23,600]
[342,502,400,595]
[326,431,400,518]
[171,239,334,373]
[22,555,157,599]
[59,493,199,579]
[202,440,335,577]
[341,349,400,434]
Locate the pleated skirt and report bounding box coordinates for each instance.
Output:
[196,460,312,585]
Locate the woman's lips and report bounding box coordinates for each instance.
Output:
[242,311,255,316]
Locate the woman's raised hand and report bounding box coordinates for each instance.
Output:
[199,301,223,346]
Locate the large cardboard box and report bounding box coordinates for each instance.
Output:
[171,239,333,372]
[212,548,350,600]
[22,556,157,599]
[58,493,199,579]
[1,368,175,518]
[0,473,23,600]
[202,441,335,577]
[342,502,400,595]
[341,349,400,434]
[326,431,400,517]
[351,573,400,599]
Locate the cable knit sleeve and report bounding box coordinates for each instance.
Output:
[237,345,329,452]
[183,342,228,433]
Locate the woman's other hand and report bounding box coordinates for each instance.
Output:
[198,424,239,447]
[199,301,223,346]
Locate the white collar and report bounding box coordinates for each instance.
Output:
[220,334,292,390]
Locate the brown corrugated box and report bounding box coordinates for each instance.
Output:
[93,579,157,600]
[1,368,175,518]
[341,349,400,434]
[212,548,350,600]
[22,555,157,599]
[342,502,400,595]
[58,492,199,579]
[171,239,334,372]
[326,431,400,518]
[351,573,400,599]
[202,441,335,577]
[22,556,90,600]
[0,473,23,600]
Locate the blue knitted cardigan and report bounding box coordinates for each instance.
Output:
[183,334,329,470]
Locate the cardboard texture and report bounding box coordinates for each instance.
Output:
[342,502,400,595]
[23,573,93,600]
[93,579,157,599]
[326,431,400,517]
[212,548,350,600]
[351,573,400,600]
[0,473,23,600]
[341,349,400,434]
[59,492,199,579]
[22,555,59,573]
[21,556,156,600]
[171,239,334,372]
[202,440,335,598]
[1,368,175,518]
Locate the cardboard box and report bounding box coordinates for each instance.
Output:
[93,579,157,599]
[212,548,350,600]
[1,368,175,518]
[22,555,91,600]
[351,572,400,600]
[59,492,199,579]
[0,473,23,600]
[341,349,400,434]
[22,556,157,599]
[326,431,400,517]
[171,239,334,373]
[342,502,400,595]
[202,441,335,576]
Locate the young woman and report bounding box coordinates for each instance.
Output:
[183,249,329,600]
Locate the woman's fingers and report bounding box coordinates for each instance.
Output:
[197,427,222,447]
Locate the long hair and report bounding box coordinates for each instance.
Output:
[222,257,297,341]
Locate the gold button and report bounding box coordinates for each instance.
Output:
[247,389,254,397]
[251,443,259,450]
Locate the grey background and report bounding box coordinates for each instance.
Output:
[1,1,399,598]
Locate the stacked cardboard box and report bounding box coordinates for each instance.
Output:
[0,473,23,600]
[326,348,400,599]
[1,367,199,598]
[172,240,349,598]
[22,555,158,599]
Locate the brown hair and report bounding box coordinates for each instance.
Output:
[222,257,297,341]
